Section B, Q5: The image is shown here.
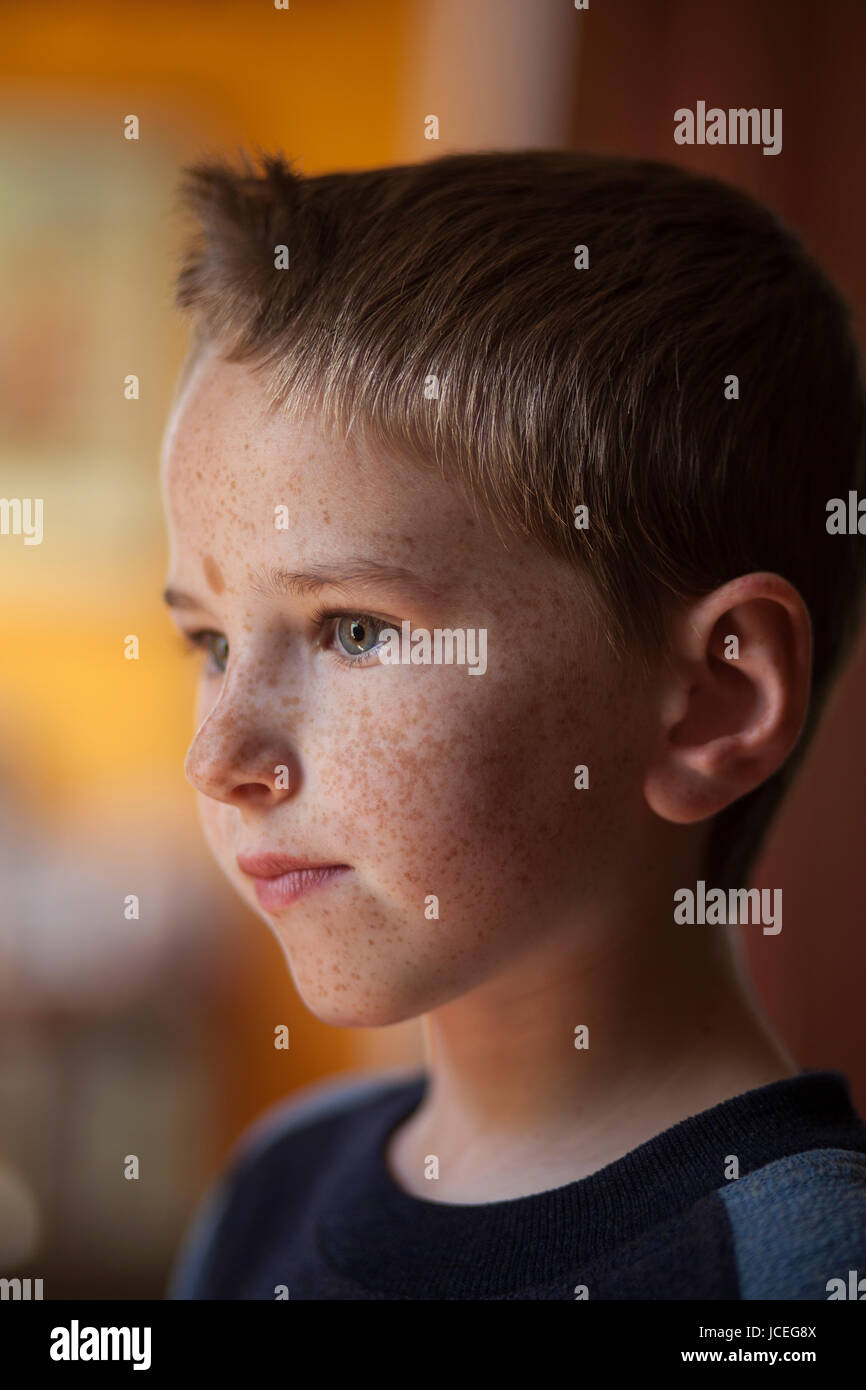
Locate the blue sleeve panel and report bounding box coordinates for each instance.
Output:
[719,1148,866,1300]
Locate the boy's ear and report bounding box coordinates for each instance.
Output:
[643,573,812,826]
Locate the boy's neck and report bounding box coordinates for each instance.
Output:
[386,922,797,1204]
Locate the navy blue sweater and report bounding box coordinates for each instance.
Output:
[167,1067,866,1300]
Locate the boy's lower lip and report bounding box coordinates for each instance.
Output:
[250,865,351,911]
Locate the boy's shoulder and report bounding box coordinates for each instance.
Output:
[166,1066,424,1299]
[222,1065,423,1171]
[718,1146,866,1299]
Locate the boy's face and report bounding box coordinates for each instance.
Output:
[161,344,657,1027]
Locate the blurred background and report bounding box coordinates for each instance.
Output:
[1,0,864,1298]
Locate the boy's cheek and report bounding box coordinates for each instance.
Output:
[196,794,234,872]
[188,668,596,882]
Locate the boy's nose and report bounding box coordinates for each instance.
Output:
[184,700,298,807]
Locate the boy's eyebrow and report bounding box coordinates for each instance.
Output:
[162,558,441,610]
[252,559,442,604]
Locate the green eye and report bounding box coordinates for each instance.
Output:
[334,615,385,658]
[184,630,228,675]
[208,634,229,672]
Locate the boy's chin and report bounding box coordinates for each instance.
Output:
[300,993,420,1031]
[283,960,426,1029]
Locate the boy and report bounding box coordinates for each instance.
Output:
[162,149,866,1300]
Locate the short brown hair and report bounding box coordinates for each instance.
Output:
[171,147,866,889]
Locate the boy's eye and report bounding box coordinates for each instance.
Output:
[183,630,229,675]
[331,614,389,662]
[179,614,390,675]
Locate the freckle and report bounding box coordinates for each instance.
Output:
[203,554,225,594]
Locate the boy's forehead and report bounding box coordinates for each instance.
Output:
[160,352,512,595]
[166,354,439,524]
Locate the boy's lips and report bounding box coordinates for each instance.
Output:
[237,851,350,878]
[236,851,352,911]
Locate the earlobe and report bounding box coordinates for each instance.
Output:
[643,574,812,827]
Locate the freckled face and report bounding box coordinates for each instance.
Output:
[160,347,653,1027]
